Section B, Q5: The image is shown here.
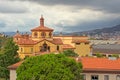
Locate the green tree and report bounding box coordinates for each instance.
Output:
[17,54,82,80]
[62,49,79,57]
[96,53,103,58]
[0,37,8,53]
[0,38,20,79]
[111,54,119,58]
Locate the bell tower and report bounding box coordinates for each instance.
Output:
[31,15,54,41]
[40,15,44,26]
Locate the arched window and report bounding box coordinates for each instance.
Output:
[57,45,59,51]
[41,32,46,38]
[34,32,38,38]
[21,48,23,52]
[31,48,33,53]
[49,32,52,38]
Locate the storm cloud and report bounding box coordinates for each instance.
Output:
[11,0,120,13]
[0,0,120,32]
[64,17,120,32]
[0,1,28,13]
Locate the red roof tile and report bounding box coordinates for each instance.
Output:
[13,33,22,38]
[8,61,23,70]
[79,57,120,71]
[52,38,63,45]
[63,44,75,49]
[8,57,120,72]
[72,39,89,43]
[17,39,37,45]
[36,38,63,45]
[17,38,63,45]
[31,26,53,31]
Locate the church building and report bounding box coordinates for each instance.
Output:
[13,16,90,59]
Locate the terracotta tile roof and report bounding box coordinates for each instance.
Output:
[72,39,89,43]
[17,38,63,45]
[52,38,63,45]
[78,57,120,71]
[63,44,75,49]
[37,38,63,45]
[8,57,120,72]
[17,39,37,45]
[8,61,23,70]
[31,26,53,31]
[13,33,22,38]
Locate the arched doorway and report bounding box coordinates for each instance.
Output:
[40,42,48,52]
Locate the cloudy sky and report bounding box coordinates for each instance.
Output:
[0,0,120,32]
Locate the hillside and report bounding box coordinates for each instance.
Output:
[72,24,120,35]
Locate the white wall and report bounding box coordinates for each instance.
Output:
[83,72,120,80]
[10,70,16,80]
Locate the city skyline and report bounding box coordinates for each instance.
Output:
[0,0,120,32]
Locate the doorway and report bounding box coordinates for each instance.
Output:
[40,42,48,52]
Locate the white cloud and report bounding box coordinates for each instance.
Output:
[0,0,120,32]
[0,0,28,13]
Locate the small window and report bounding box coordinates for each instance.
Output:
[104,75,109,80]
[82,74,86,80]
[116,75,120,80]
[21,48,23,52]
[108,55,112,57]
[76,43,80,45]
[49,32,52,38]
[41,32,46,38]
[57,45,59,51]
[31,48,33,53]
[91,75,98,80]
[34,32,38,38]
[48,46,50,52]
[85,43,89,45]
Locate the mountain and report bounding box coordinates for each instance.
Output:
[2,32,31,37]
[1,24,120,37]
[72,24,120,35]
[4,32,16,36]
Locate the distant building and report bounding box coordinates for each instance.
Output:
[8,57,120,80]
[92,44,120,57]
[90,40,117,45]
[79,57,120,80]
[0,33,5,37]
[13,16,90,59]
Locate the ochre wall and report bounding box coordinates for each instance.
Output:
[17,35,90,58]
[54,36,90,56]
[18,45,34,59]
[34,40,61,52]
[53,36,74,46]
[74,43,90,56]
[17,40,63,59]
[32,31,53,41]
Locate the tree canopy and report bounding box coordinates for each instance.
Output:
[0,38,20,79]
[0,37,8,54]
[62,49,79,57]
[17,54,82,80]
